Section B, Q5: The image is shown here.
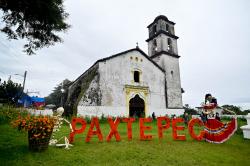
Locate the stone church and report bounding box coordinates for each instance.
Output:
[65,15,184,117]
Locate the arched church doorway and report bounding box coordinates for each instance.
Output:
[129,94,145,118]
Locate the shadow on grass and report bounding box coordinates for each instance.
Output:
[0,144,29,162]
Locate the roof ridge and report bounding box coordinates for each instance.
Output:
[71,47,165,85]
[97,47,165,72]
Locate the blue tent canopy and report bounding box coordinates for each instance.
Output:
[31,96,45,103]
[18,95,45,107]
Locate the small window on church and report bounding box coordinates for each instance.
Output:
[166,24,169,32]
[153,39,157,53]
[134,71,140,83]
[153,25,157,34]
[167,38,172,52]
[135,57,138,61]
[153,39,157,46]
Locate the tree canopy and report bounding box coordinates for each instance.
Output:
[0,79,22,104]
[183,104,198,115]
[45,79,71,107]
[0,0,70,55]
[222,105,247,115]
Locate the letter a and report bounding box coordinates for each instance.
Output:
[85,117,103,143]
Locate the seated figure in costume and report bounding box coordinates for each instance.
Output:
[201,93,237,143]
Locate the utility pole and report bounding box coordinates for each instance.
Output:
[22,71,27,93]
[61,82,65,107]
[14,71,27,102]
[15,71,27,94]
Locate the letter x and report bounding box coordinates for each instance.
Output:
[106,117,121,142]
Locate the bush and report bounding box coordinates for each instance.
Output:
[99,114,108,123]
[236,118,247,135]
[0,105,28,124]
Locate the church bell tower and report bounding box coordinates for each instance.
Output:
[146,15,183,109]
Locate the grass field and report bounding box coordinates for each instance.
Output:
[1,116,250,166]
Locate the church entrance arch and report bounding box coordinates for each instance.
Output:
[129,94,145,118]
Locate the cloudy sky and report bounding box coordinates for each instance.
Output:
[0,0,249,109]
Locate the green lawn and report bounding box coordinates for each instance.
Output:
[1,118,250,166]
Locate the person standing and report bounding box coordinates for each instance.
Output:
[152,112,156,120]
[184,112,189,125]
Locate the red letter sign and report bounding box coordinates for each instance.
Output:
[85,117,103,142]
[69,118,87,143]
[139,118,153,140]
[172,118,186,141]
[106,117,121,142]
[157,116,171,139]
[122,118,135,140]
[188,118,205,141]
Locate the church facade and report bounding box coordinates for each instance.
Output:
[65,15,184,117]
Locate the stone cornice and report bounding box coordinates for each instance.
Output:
[146,30,179,42]
[151,51,180,59]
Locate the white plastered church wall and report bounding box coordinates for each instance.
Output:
[77,50,167,117]
[157,55,183,108]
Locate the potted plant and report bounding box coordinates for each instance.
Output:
[12,115,55,151]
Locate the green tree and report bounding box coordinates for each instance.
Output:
[0,79,22,104]
[0,0,70,55]
[222,105,245,115]
[243,109,250,115]
[45,79,71,107]
[184,104,198,115]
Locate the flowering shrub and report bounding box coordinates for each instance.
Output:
[0,106,28,124]
[12,115,55,140]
